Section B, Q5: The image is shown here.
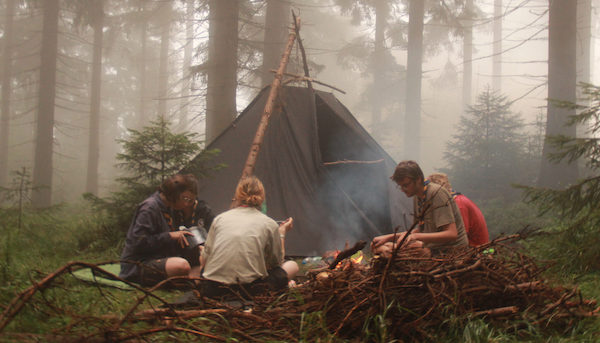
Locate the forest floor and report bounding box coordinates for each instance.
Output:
[0,205,599,342]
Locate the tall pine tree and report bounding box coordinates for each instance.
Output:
[444,88,528,201]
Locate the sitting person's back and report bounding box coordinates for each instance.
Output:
[202,206,280,285]
[200,176,298,298]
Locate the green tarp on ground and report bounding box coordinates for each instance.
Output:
[71,263,133,290]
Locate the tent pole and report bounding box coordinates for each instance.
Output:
[232,16,300,207]
[292,11,312,92]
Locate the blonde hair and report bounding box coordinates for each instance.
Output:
[234,176,265,208]
[428,172,452,192]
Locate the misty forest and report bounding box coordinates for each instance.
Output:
[1,0,600,341]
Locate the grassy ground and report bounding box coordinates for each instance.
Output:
[0,204,599,342]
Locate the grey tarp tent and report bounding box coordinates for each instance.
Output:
[192,86,412,256]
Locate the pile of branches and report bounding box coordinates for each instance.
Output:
[0,233,597,342]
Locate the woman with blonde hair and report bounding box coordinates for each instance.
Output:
[200,176,298,298]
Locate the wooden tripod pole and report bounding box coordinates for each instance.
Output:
[232,16,300,206]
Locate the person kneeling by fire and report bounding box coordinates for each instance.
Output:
[371,160,468,258]
[199,176,299,299]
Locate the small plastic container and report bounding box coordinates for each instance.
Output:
[302,256,322,265]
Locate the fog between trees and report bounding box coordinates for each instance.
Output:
[0,0,597,206]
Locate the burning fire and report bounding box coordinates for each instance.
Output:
[351,251,364,264]
[324,250,365,269]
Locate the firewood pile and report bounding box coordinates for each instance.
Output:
[0,233,597,342]
[243,233,598,341]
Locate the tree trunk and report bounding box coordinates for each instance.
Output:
[86,0,104,195]
[462,0,473,109]
[32,0,59,208]
[404,0,424,159]
[372,0,386,131]
[138,1,148,127]
[158,2,172,121]
[492,0,502,93]
[179,0,195,132]
[576,0,592,85]
[206,0,238,143]
[0,0,16,187]
[575,0,592,139]
[539,0,578,187]
[261,0,290,87]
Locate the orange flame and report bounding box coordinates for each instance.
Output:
[351,252,364,264]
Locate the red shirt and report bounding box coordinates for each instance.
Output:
[453,194,489,246]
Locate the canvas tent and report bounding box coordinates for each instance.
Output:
[192,85,412,256]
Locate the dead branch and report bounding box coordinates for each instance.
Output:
[116,326,226,342]
[323,159,384,166]
[328,240,367,269]
[273,70,347,94]
[292,10,312,92]
[472,306,519,317]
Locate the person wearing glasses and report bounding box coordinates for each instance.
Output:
[173,191,215,234]
[371,160,468,257]
[119,174,204,287]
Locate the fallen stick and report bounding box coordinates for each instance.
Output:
[104,308,228,322]
[0,261,165,333]
[433,259,482,279]
[333,296,372,335]
[472,306,518,317]
[323,159,384,166]
[116,325,226,342]
[539,288,577,317]
[564,299,597,308]
[504,281,542,291]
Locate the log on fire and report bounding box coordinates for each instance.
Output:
[328,240,367,269]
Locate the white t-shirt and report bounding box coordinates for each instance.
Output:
[201,206,283,284]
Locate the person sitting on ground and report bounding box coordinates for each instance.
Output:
[200,176,299,298]
[428,172,489,247]
[119,174,203,287]
[371,160,468,257]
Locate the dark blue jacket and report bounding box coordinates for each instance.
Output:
[119,192,180,282]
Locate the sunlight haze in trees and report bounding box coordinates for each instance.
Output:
[0,0,598,205]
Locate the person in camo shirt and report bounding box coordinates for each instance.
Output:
[371,160,468,257]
